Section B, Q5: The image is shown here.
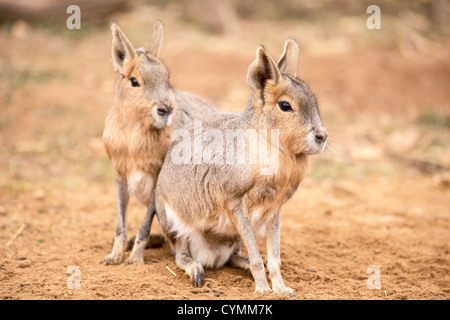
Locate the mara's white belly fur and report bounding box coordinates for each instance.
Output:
[127,171,154,205]
[164,204,240,269]
[163,204,270,269]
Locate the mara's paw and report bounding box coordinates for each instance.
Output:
[188,265,204,287]
[254,286,272,296]
[99,253,122,265]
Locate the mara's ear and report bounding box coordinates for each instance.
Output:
[149,20,164,58]
[111,22,137,74]
[246,46,281,102]
[277,39,299,78]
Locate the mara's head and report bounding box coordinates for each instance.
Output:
[111,21,174,129]
[247,39,328,155]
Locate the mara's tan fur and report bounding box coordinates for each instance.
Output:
[103,91,174,190]
[100,21,217,266]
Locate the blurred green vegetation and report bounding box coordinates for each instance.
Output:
[417,109,450,128]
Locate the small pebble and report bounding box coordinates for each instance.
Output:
[18,260,31,268]
[190,288,209,294]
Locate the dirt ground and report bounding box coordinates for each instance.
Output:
[1,4,449,300]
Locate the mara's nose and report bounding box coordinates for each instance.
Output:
[314,129,328,144]
[157,104,173,116]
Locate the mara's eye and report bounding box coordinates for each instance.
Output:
[130,77,140,87]
[278,101,293,112]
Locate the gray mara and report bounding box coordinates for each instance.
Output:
[154,39,328,296]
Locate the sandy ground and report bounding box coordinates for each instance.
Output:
[0,4,449,300]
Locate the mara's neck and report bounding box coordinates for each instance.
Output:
[242,94,267,129]
[242,94,309,165]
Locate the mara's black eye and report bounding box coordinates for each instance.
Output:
[278,101,293,112]
[130,77,140,87]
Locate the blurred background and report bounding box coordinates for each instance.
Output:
[0,0,449,299]
[0,0,449,188]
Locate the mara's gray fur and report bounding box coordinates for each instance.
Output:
[154,39,328,296]
[100,21,218,266]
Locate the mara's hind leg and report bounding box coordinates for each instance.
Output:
[175,237,204,287]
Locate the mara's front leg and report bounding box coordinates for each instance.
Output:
[124,192,157,265]
[100,177,129,265]
[266,211,296,297]
[234,208,271,295]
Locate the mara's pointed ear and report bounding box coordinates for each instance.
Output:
[277,39,299,78]
[149,20,164,58]
[111,22,137,74]
[246,46,281,103]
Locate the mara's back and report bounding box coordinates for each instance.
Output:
[173,90,218,128]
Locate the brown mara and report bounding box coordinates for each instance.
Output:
[101,21,218,266]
